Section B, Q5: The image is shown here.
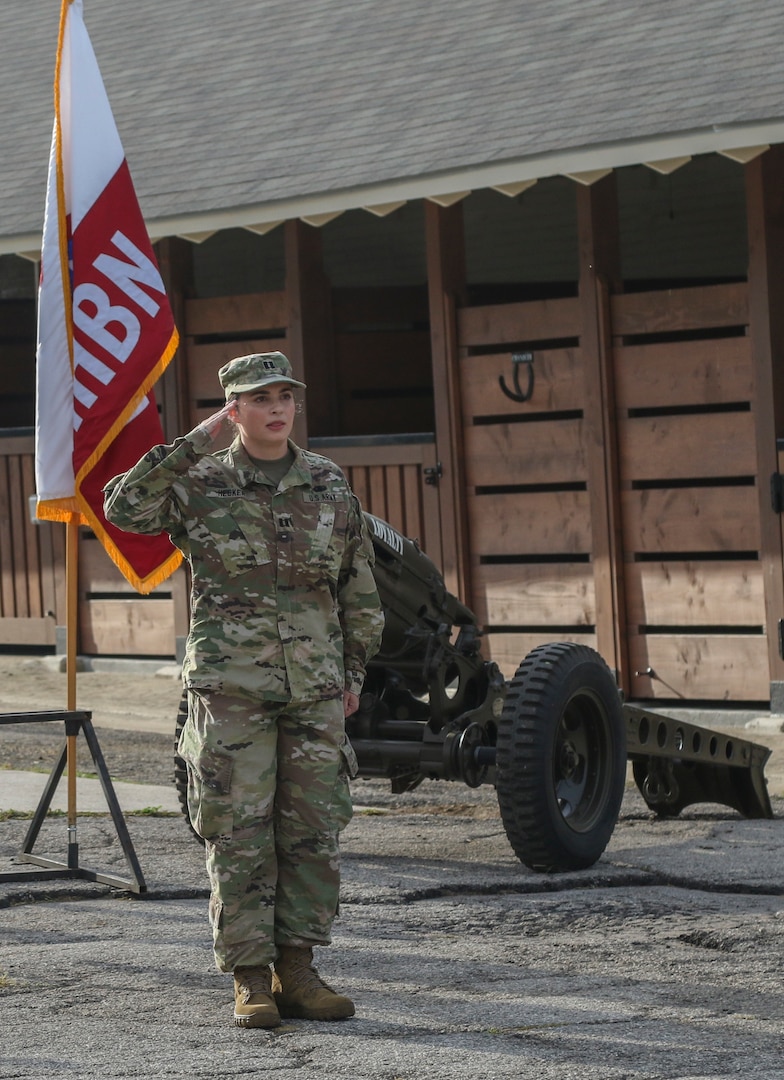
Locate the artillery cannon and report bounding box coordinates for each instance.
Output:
[175,513,773,872]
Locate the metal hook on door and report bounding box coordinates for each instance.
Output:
[499,351,535,403]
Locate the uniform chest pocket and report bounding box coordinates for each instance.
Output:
[202,505,271,577]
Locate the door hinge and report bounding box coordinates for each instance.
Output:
[424,462,443,486]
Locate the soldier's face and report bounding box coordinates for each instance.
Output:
[233,385,296,458]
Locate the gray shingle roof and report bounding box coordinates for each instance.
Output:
[2,0,783,253]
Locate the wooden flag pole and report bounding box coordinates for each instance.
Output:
[65,513,80,867]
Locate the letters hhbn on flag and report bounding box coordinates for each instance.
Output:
[35,0,181,593]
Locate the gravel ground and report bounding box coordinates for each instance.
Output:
[0,722,175,786]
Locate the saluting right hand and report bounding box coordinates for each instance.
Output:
[200,399,238,440]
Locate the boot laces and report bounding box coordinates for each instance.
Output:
[299,964,334,993]
[236,966,272,999]
[283,953,334,993]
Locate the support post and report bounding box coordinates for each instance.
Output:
[155,236,194,440]
[65,515,79,865]
[285,219,337,443]
[575,176,629,692]
[746,146,784,704]
[424,200,470,600]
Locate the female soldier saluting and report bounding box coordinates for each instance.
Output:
[104,351,384,1029]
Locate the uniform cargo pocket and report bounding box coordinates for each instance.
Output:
[182,745,235,845]
[329,735,358,832]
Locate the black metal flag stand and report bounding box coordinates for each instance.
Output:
[0,708,146,894]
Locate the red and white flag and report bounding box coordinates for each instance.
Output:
[35,0,182,592]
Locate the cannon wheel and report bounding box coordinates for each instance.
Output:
[173,691,201,841]
[496,642,626,873]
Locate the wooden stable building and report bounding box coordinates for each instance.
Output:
[2,1,784,708]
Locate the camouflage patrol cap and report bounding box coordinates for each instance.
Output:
[219,352,307,398]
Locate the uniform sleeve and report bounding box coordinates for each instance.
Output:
[103,425,214,538]
[338,497,385,697]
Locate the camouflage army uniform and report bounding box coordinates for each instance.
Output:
[103,425,384,972]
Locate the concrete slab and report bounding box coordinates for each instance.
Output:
[0,769,181,814]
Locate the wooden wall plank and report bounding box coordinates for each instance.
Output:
[621,486,760,553]
[0,616,56,646]
[625,560,764,627]
[619,412,757,481]
[185,292,287,336]
[458,297,581,346]
[79,599,175,656]
[0,435,34,455]
[460,347,584,417]
[628,633,769,701]
[615,337,754,410]
[367,466,386,515]
[464,419,587,488]
[610,282,749,337]
[79,534,175,596]
[468,491,591,556]
[484,631,599,681]
[347,466,369,509]
[313,441,432,467]
[384,467,404,532]
[187,338,288,400]
[471,562,595,627]
[402,464,423,544]
[37,520,60,626]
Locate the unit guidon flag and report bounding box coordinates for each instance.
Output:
[35,0,182,592]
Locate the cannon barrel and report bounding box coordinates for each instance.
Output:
[364,512,477,669]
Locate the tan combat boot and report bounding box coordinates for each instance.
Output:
[272,946,355,1021]
[233,964,281,1028]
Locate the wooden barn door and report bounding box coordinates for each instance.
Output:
[457,282,771,703]
[613,283,769,702]
[456,296,598,681]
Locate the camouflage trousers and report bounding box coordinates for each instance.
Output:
[178,690,357,972]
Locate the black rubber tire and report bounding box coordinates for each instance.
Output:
[173,690,201,842]
[496,642,626,873]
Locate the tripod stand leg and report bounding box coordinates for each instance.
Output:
[80,718,146,892]
[20,742,68,856]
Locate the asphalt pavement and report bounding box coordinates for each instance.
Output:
[1,656,783,1080]
[1,760,783,1079]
